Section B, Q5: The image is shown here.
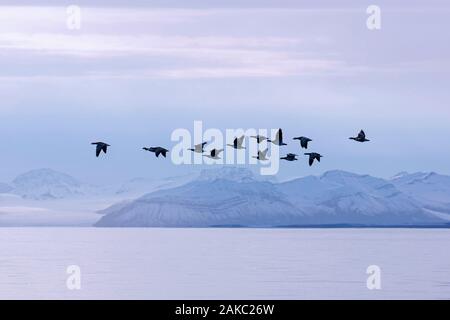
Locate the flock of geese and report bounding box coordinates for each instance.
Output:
[91,129,370,167]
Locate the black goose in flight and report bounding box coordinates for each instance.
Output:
[293,136,312,149]
[349,130,370,142]
[143,147,169,158]
[250,135,268,144]
[280,153,298,161]
[188,142,208,153]
[305,152,323,166]
[91,142,110,158]
[268,129,287,146]
[203,148,224,160]
[227,135,245,149]
[253,148,269,161]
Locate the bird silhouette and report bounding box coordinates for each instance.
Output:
[250,135,268,144]
[188,142,208,153]
[349,130,370,142]
[227,135,245,149]
[143,147,169,158]
[305,152,323,166]
[280,153,298,161]
[91,142,110,158]
[253,149,269,161]
[203,149,224,160]
[293,136,312,149]
[268,129,287,146]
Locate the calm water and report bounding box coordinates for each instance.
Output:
[0,228,449,299]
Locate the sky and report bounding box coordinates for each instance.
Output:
[0,0,449,184]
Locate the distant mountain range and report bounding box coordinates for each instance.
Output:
[2,167,450,227]
[96,167,450,227]
[0,168,196,200]
[97,167,301,227]
[7,168,87,200]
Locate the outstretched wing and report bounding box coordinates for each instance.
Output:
[196,142,207,150]
[316,155,321,162]
[101,144,108,155]
[277,129,282,142]
[358,130,366,139]
[96,145,102,157]
[155,150,161,157]
[237,135,245,146]
[309,156,314,166]
[300,138,308,149]
[161,150,167,158]
[261,149,268,157]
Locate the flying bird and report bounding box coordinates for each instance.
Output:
[305,152,323,166]
[293,136,312,149]
[253,149,269,161]
[188,142,208,153]
[203,148,224,160]
[250,135,268,144]
[227,135,245,149]
[268,129,287,146]
[143,147,169,158]
[349,130,370,142]
[91,142,110,158]
[280,153,298,161]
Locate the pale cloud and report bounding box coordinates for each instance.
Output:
[0,33,305,55]
[0,5,353,79]
[0,32,347,80]
[0,6,212,31]
[0,4,448,80]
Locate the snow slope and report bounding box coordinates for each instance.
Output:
[115,173,198,197]
[10,168,87,200]
[96,168,447,227]
[96,168,304,227]
[391,172,450,203]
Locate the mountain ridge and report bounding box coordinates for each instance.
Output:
[2,167,450,227]
[95,167,450,227]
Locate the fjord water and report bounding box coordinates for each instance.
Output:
[0,228,449,299]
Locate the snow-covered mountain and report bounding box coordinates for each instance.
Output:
[96,167,449,227]
[10,168,88,200]
[2,167,450,227]
[390,172,450,214]
[115,173,198,197]
[278,170,438,225]
[96,167,304,227]
[391,172,450,203]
